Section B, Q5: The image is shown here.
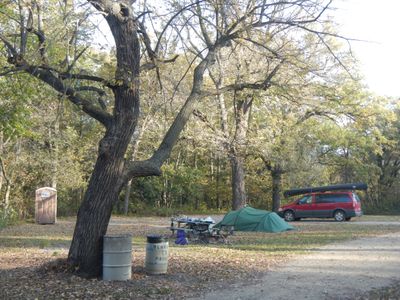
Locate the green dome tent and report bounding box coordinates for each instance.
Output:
[214,206,294,233]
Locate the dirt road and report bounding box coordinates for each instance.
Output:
[194,231,400,300]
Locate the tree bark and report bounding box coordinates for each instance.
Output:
[216,155,221,210]
[0,131,3,194]
[50,111,60,189]
[0,155,11,214]
[67,119,138,276]
[2,0,235,278]
[67,10,140,277]
[262,158,285,212]
[4,176,11,212]
[229,95,252,209]
[0,0,341,277]
[271,167,282,212]
[211,54,252,210]
[231,155,247,210]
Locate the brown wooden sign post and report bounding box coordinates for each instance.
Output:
[35,187,57,224]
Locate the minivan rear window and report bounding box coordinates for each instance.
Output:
[353,193,361,202]
[316,194,350,203]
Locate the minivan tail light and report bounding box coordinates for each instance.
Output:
[352,196,357,208]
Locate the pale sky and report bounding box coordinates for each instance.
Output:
[335,0,400,98]
[93,1,399,98]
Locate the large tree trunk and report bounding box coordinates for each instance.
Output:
[0,150,12,215]
[67,11,140,277]
[231,155,247,210]
[4,176,11,212]
[212,60,252,210]
[262,159,285,212]
[2,0,218,279]
[0,131,4,193]
[271,168,282,212]
[68,125,136,277]
[0,135,15,212]
[216,155,221,210]
[1,0,339,278]
[66,6,218,276]
[50,112,60,189]
[230,95,252,209]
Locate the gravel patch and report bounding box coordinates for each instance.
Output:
[193,232,400,300]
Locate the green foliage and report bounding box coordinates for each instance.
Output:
[0,72,101,217]
[125,160,227,213]
[0,207,18,229]
[0,0,399,219]
[0,76,34,139]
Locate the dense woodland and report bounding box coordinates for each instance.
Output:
[1,0,400,221]
[1,0,400,276]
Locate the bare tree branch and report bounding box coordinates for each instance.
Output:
[195,3,213,47]
[0,156,10,185]
[214,59,285,94]
[22,65,113,126]
[18,0,28,56]
[75,86,106,95]
[142,44,219,172]
[0,67,25,76]
[122,159,162,184]
[139,54,179,72]
[154,0,205,54]
[193,109,218,133]
[66,46,90,73]
[76,86,108,109]
[0,33,18,57]
[58,72,115,89]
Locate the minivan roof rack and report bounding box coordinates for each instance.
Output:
[284,183,368,198]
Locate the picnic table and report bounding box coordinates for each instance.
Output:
[170,216,232,243]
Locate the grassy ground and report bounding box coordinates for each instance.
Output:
[356,215,400,221]
[1,215,400,299]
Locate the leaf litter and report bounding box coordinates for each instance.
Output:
[0,216,287,299]
[2,216,399,299]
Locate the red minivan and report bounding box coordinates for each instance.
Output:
[278,184,365,222]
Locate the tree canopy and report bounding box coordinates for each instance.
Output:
[1,0,399,277]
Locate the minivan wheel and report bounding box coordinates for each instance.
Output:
[284,210,295,222]
[334,210,346,222]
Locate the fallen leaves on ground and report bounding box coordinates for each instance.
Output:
[2,216,400,299]
[0,216,288,300]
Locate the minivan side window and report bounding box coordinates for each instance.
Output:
[298,195,312,204]
[316,194,350,203]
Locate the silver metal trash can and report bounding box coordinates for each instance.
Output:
[145,235,169,275]
[103,234,132,281]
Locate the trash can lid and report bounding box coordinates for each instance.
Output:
[103,234,132,239]
[147,235,167,243]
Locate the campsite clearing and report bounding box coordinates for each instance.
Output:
[1,215,400,299]
[194,231,400,300]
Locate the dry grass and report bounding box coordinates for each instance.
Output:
[1,215,399,299]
